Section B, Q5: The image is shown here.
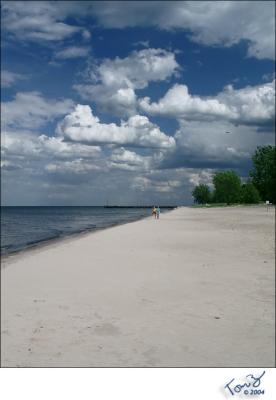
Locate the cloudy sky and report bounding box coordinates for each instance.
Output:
[1,1,275,206]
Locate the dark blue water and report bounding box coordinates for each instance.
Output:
[1,206,171,256]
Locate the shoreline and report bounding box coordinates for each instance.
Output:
[2,209,176,265]
[3,204,267,263]
[2,205,274,367]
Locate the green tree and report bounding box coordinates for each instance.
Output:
[240,182,261,204]
[213,171,241,204]
[250,145,276,203]
[192,184,211,204]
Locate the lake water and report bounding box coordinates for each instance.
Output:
[1,206,172,255]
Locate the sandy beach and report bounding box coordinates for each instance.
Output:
[1,206,275,367]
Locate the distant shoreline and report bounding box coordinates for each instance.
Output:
[103,205,177,208]
[1,205,179,208]
[1,207,176,262]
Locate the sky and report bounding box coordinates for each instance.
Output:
[1,1,275,206]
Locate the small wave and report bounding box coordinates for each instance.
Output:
[1,207,152,256]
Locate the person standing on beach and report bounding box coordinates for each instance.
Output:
[152,206,157,219]
[156,206,160,219]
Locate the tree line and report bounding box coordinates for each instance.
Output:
[192,145,276,205]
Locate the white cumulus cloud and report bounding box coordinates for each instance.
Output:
[56,104,176,149]
[1,131,101,160]
[74,48,179,117]
[139,84,235,121]
[2,1,82,42]
[108,147,151,171]
[2,92,75,129]
[90,48,179,89]
[218,81,275,127]
[88,1,275,60]
[139,80,275,127]
[2,2,274,59]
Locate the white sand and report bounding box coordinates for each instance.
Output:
[1,206,275,367]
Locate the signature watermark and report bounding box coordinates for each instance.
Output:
[224,371,265,396]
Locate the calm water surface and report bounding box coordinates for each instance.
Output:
[1,206,172,255]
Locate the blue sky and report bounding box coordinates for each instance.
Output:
[1,1,275,205]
